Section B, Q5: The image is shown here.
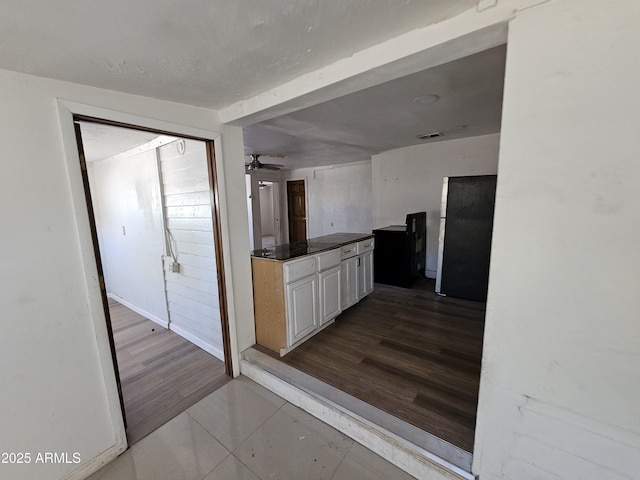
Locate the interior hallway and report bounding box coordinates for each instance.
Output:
[87,376,415,480]
[109,299,229,444]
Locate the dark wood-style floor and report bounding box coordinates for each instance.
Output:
[109,299,230,444]
[277,278,485,452]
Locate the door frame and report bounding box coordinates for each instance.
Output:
[270,180,283,245]
[56,100,236,453]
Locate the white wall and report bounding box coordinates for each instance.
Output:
[0,68,251,480]
[474,1,640,479]
[89,149,168,325]
[372,134,499,277]
[222,127,257,357]
[160,139,223,360]
[285,161,372,239]
[245,174,256,250]
[89,137,224,358]
[259,185,275,236]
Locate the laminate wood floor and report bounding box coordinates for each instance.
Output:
[109,299,230,444]
[276,278,485,452]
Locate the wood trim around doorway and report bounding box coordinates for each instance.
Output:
[72,121,128,428]
[72,114,234,381]
[205,140,233,376]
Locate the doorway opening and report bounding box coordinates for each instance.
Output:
[241,42,506,472]
[245,173,284,251]
[74,117,232,444]
[258,180,278,248]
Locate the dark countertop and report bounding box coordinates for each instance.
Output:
[373,225,406,232]
[251,233,374,261]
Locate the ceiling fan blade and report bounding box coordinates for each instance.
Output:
[262,163,283,170]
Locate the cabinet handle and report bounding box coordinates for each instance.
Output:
[358,257,361,267]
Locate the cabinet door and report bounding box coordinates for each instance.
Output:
[319,265,341,326]
[358,250,374,299]
[286,274,318,346]
[340,256,359,310]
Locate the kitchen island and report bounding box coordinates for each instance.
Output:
[251,233,374,356]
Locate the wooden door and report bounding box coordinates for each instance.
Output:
[287,180,306,242]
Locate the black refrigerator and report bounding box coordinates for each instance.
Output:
[436,175,497,302]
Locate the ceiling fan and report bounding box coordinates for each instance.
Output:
[245,153,285,172]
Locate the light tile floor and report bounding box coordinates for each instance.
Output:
[87,376,416,480]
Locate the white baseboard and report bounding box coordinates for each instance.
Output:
[107,293,169,329]
[107,293,224,361]
[169,323,225,361]
[61,442,127,480]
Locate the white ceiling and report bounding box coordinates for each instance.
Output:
[243,45,506,169]
[78,122,161,163]
[1,1,505,169]
[78,46,506,169]
[0,0,476,109]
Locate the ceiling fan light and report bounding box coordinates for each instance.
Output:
[246,153,285,171]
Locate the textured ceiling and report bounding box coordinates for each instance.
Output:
[0,0,476,109]
[3,1,505,169]
[244,45,506,169]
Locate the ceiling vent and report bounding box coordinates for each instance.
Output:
[416,132,442,140]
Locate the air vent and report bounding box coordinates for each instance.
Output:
[416,132,442,140]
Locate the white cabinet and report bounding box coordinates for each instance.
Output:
[284,256,316,283]
[356,239,374,300]
[252,236,374,356]
[285,247,341,349]
[341,239,374,308]
[340,256,358,310]
[286,274,318,345]
[319,265,341,326]
[358,250,374,299]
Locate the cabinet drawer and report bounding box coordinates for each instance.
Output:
[317,249,341,271]
[357,238,374,254]
[340,243,358,260]
[284,256,317,283]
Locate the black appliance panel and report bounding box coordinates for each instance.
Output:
[441,175,497,302]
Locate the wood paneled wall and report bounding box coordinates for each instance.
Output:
[159,139,223,360]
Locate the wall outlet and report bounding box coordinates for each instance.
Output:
[170,262,181,273]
